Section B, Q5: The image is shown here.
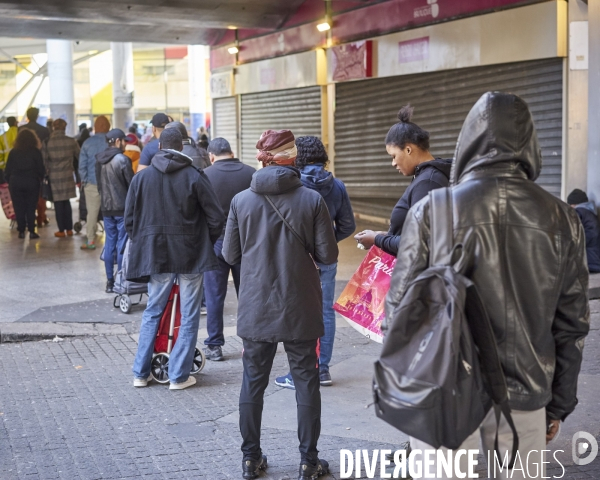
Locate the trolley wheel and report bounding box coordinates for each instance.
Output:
[191,347,206,374]
[73,221,82,234]
[119,295,132,314]
[150,353,170,384]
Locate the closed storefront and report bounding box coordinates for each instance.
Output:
[212,96,239,156]
[240,86,323,166]
[334,57,564,220]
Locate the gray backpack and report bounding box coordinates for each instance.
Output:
[373,187,518,464]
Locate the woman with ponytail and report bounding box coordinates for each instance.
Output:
[354,105,452,255]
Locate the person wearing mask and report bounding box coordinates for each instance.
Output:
[164,122,210,170]
[275,136,355,389]
[136,113,169,172]
[385,92,589,477]
[567,189,600,273]
[19,107,49,144]
[0,116,19,184]
[202,137,255,362]
[96,129,134,293]
[222,129,338,480]
[126,129,224,390]
[42,119,80,237]
[79,115,110,250]
[123,134,141,172]
[4,129,45,239]
[354,105,452,255]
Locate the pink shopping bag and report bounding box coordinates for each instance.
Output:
[0,183,15,220]
[333,246,396,344]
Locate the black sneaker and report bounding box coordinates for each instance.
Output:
[106,280,115,293]
[18,232,25,239]
[29,232,40,239]
[319,368,332,386]
[203,345,224,361]
[242,454,268,479]
[298,458,329,479]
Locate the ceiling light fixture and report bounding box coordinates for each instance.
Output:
[228,46,239,55]
[317,22,331,32]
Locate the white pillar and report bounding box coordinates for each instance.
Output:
[46,39,75,137]
[111,42,135,131]
[188,45,208,141]
[589,0,600,203]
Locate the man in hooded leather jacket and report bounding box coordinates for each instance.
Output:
[385,92,589,477]
[95,128,134,293]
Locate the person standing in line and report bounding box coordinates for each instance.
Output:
[126,129,224,390]
[0,116,19,184]
[123,134,141,173]
[385,92,589,478]
[223,129,338,480]
[79,116,111,250]
[164,122,211,170]
[4,129,45,239]
[275,136,355,389]
[136,113,169,172]
[202,137,255,362]
[567,188,600,273]
[354,105,452,255]
[96,129,134,293]
[42,119,80,237]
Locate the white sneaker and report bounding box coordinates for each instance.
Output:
[169,376,197,390]
[133,376,152,387]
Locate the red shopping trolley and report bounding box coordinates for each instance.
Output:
[150,279,206,383]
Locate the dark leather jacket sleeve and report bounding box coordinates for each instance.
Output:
[547,219,590,421]
[314,197,339,265]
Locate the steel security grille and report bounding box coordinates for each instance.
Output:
[334,58,563,219]
[213,96,239,156]
[240,86,322,166]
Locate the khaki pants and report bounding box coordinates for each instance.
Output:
[410,408,547,479]
[84,183,101,242]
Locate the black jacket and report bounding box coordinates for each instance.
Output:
[19,122,49,143]
[124,149,225,281]
[375,158,451,255]
[385,92,589,420]
[95,147,134,217]
[183,140,210,170]
[203,158,255,238]
[574,202,600,273]
[5,147,45,183]
[222,166,338,342]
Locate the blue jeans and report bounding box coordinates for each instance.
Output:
[132,273,203,384]
[317,262,337,371]
[103,216,127,281]
[204,237,241,347]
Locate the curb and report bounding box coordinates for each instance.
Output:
[0,322,129,343]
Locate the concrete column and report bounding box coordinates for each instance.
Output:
[111,42,135,131]
[46,39,75,137]
[589,0,600,203]
[188,45,208,141]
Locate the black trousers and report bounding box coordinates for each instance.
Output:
[240,338,321,463]
[9,177,40,233]
[54,200,73,232]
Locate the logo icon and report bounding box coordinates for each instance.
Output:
[572,431,598,466]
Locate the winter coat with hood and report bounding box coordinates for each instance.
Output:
[222,166,339,342]
[124,148,225,282]
[95,147,134,217]
[574,201,600,273]
[385,92,589,421]
[300,164,356,243]
[375,158,452,256]
[182,139,211,170]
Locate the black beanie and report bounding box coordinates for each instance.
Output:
[567,189,588,205]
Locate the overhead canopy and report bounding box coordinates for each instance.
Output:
[0,0,308,45]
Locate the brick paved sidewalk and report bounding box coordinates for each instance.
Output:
[1,316,600,479]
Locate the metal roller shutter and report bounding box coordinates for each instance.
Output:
[335,58,564,220]
[213,96,239,156]
[240,86,322,166]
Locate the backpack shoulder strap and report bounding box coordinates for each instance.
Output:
[430,187,453,266]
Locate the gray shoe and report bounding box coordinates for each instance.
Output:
[203,345,224,361]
